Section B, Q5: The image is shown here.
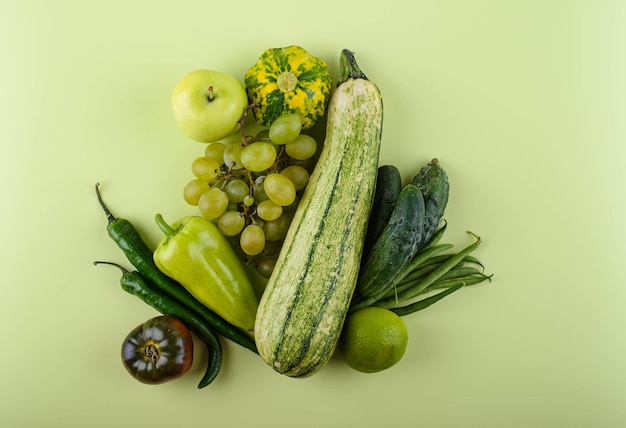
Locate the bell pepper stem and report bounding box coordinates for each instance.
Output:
[155,214,177,239]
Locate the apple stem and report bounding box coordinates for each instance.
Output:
[207,86,214,102]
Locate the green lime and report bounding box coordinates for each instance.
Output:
[339,307,408,373]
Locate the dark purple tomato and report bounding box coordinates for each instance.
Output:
[121,316,194,384]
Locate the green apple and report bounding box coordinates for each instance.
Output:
[171,69,249,143]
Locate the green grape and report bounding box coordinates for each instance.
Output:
[257,199,283,221]
[191,156,221,180]
[198,187,229,220]
[263,213,292,241]
[268,113,302,144]
[263,173,296,206]
[183,179,211,206]
[285,134,317,161]
[224,178,249,204]
[280,165,309,191]
[204,142,226,165]
[252,217,265,230]
[240,141,277,172]
[223,143,244,170]
[242,194,255,206]
[262,239,283,256]
[256,256,277,279]
[253,177,270,203]
[283,193,300,213]
[288,156,317,173]
[216,132,244,145]
[240,224,265,256]
[217,210,245,236]
[256,129,271,142]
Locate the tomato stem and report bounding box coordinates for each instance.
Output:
[145,343,160,365]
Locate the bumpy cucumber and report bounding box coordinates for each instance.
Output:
[356,184,425,298]
[411,158,449,250]
[362,165,402,259]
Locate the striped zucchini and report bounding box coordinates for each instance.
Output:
[254,49,383,377]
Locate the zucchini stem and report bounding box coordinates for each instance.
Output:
[338,49,368,85]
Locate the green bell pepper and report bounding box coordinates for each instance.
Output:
[153,214,258,332]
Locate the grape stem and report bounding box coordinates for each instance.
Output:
[239,103,260,146]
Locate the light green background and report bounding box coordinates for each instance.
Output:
[2,1,625,427]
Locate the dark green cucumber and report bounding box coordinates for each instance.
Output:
[411,158,449,250]
[356,184,425,298]
[362,165,402,259]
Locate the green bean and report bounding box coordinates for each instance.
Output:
[349,293,378,313]
[386,257,484,304]
[394,243,454,284]
[417,253,484,271]
[373,232,482,309]
[393,249,485,292]
[423,273,493,293]
[390,273,492,316]
[380,262,457,301]
[390,284,464,316]
[394,260,470,291]
[394,263,443,287]
[383,266,486,302]
[433,266,485,282]
[459,255,484,270]
[350,242,454,311]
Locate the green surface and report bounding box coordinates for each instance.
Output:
[1,1,625,427]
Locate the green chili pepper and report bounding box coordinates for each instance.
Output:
[153,214,258,332]
[95,183,257,353]
[94,261,222,388]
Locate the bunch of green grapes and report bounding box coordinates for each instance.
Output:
[183,113,319,278]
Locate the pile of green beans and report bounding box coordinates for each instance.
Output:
[350,230,492,315]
